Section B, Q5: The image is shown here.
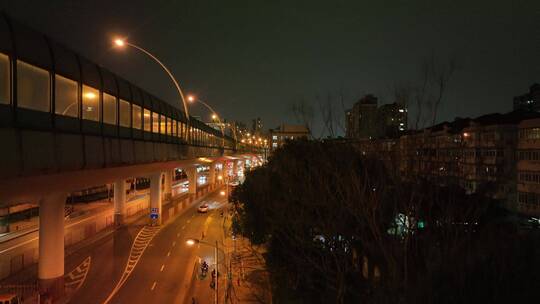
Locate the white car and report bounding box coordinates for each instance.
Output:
[198,204,209,213]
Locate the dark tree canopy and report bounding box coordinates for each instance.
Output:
[232,139,540,304]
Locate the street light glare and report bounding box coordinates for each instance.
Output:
[113,38,125,47]
[186,239,197,246]
[187,95,195,102]
[212,114,217,120]
[220,191,226,196]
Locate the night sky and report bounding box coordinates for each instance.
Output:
[1,0,539,136]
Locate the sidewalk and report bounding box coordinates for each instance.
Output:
[221,211,272,304]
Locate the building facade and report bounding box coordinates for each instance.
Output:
[355,110,540,217]
[269,124,310,151]
[513,83,540,112]
[377,102,408,138]
[252,117,263,135]
[346,94,378,139]
[346,95,407,139]
[517,118,540,216]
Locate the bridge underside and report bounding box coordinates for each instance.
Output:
[0,127,259,204]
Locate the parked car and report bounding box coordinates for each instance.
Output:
[198,204,209,213]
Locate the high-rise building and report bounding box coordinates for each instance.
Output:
[346,94,378,139]
[346,95,407,139]
[377,102,408,138]
[252,117,263,134]
[233,121,249,138]
[513,83,540,111]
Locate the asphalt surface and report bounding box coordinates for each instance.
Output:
[67,189,227,304]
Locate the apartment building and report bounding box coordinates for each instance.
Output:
[517,118,540,216]
[355,110,540,216]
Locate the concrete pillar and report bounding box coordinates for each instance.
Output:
[150,172,162,225]
[163,170,173,200]
[186,167,197,194]
[232,160,239,178]
[114,179,126,225]
[209,162,216,186]
[38,192,67,301]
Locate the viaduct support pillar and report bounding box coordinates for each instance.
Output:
[186,167,197,194]
[232,160,239,178]
[163,170,173,201]
[114,179,126,225]
[209,163,216,187]
[150,172,162,225]
[38,192,66,301]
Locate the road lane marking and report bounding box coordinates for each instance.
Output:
[151,281,157,291]
[160,264,165,272]
[187,219,191,223]
[64,256,92,298]
[177,233,180,237]
[182,225,185,230]
[172,241,176,247]
[102,225,161,304]
[167,251,171,257]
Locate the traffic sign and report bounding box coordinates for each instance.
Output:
[150,213,159,219]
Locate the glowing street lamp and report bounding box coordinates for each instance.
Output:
[112,37,190,121]
[84,92,96,99]
[186,94,227,148]
[185,238,220,304]
[113,39,125,47]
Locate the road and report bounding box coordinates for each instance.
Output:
[67,188,227,304]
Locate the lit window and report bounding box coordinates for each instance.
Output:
[160,115,167,134]
[55,75,78,117]
[143,109,151,132]
[17,61,49,112]
[82,85,99,121]
[103,93,117,125]
[272,143,277,148]
[119,99,131,127]
[132,104,142,129]
[0,53,10,104]
[152,112,159,133]
[399,109,404,113]
[179,122,184,138]
[272,135,277,140]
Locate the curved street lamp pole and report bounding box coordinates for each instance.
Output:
[186,238,225,304]
[113,39,190,122]
[188,96,227,149]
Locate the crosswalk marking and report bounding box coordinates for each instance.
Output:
[64,256,91,297]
